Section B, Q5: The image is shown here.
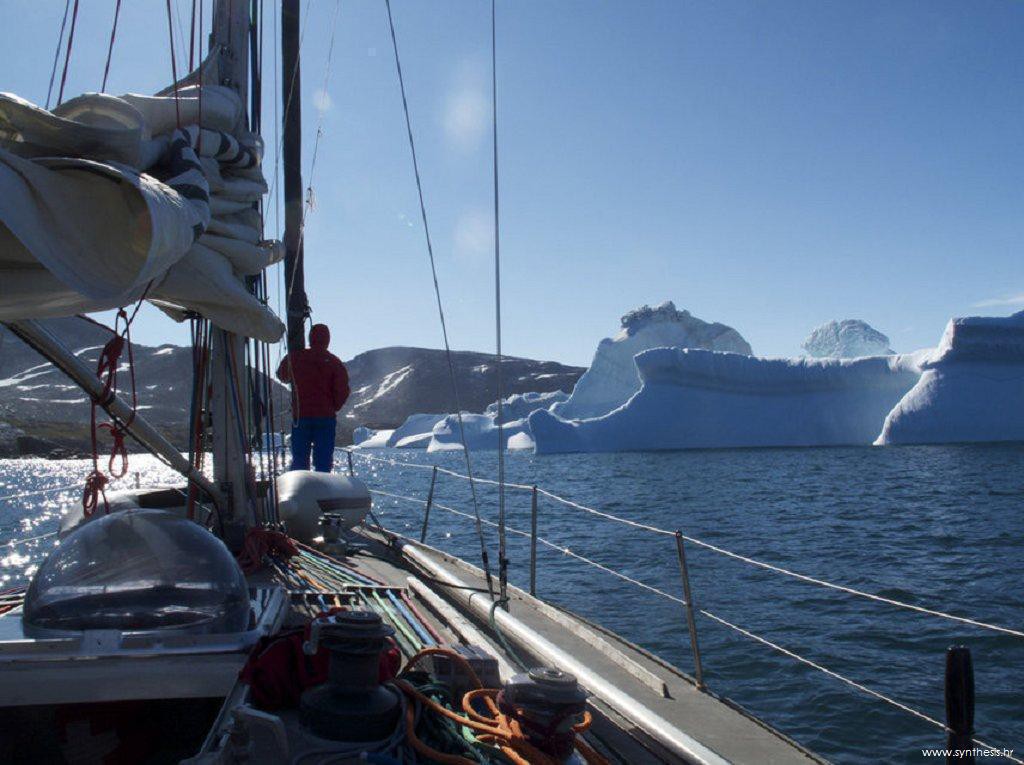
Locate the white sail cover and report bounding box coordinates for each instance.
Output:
[0,83,284,341]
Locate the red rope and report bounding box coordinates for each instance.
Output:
[56,0,80,106]
[100,0,122,92]
[81,287,149,517]
[236,528,298,575]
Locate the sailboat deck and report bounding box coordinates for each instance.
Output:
[291,531,825,765]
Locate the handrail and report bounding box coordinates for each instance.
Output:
[348,448,1024,640]
[367,482,1024,764]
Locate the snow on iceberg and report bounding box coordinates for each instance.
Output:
[530,347,924,453]
[554,301,752,421]
[386,413,447,448]
[427,413,532,452]
[484,390,567,421]
[876,312,1024,445]
[803,319,894,358]
[352,427,394,448]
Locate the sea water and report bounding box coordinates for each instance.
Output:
[2,443,1022,763]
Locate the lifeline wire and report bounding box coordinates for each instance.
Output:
[365,480,1022,764]
[384,0,495,598]
[345,448,1024,638]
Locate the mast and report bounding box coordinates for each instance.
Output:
[209,0,256,545]
[282,0,308,353]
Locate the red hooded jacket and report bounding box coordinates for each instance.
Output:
[277,324,350,419]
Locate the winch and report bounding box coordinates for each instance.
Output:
[298,610,401,742]
[499,667,589,761]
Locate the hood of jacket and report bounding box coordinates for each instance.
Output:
[309,323,331,350]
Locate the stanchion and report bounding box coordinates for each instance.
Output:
[346,450,354,476]
[674,531,705,690]
[419,466,438,543]
[945,645,974,764]
[529,485,538,596]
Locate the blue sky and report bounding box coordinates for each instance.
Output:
[4,1,1024,365]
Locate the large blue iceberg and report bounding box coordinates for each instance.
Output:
[531,348,924,453]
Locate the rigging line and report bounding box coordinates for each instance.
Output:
[280,0,314,317]
[384,0,495,599]
[490,0,508,607]
[56,0,81,107]
[100,0,123,92]
[265,0,312,209]
[188,0,197,72]
[45,0,71,109]
[286,0,342,312]
[0,484,82,503]
[165,0,182,128]
[304,0,342,199]
[2,530,59,550]
[345,448,1024,640]
[173,0,190,79]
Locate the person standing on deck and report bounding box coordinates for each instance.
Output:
[277,324,350,472]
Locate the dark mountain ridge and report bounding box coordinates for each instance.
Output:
[0,320,583,456]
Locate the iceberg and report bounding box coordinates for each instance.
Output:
[530,348,924,453]
[876,312,1024,445]
[803,320,894,358]
[352,427,394,448]
[554,301,751,420]
[484,390,568,421]
[427,413,531,452]
[386,413,447,448]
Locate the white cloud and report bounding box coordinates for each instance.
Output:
[312,88,332,113]
[443,60,490,152]
[453,210,493,262]
[444,88,487,151]
[974,292,1024,308]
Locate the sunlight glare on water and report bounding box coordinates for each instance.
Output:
[1,444,1022,763]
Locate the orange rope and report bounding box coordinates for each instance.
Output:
[402,700,478,765]
[395,646,610,765]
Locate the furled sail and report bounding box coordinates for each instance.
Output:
[0,79,284,341]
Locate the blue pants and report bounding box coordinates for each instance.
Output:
[291,417,337,472]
